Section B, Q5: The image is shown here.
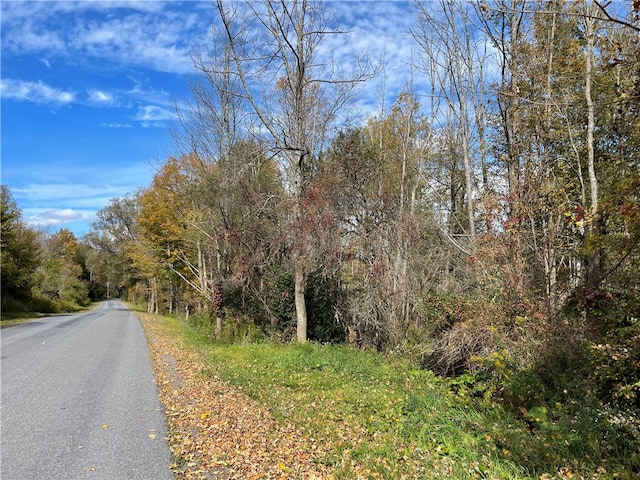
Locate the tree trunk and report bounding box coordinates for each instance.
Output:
[584,2,601,289]
[294,266,307,342]
[212,280,224,336]
[148,276,159,314]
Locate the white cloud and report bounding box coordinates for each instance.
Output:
[135,105,177,122]
[125,78,175,108]
[101,122,133,128]
[0,78,76,105]
[88,89,115,105]
[1,1,202,75]
[11,161,154,233]
[315,2,417,119]
[73,14,196,74]
[13,183,114,205]
[24,208,95,229]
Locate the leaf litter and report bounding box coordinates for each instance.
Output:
[139,313,331,480]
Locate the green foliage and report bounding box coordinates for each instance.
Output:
[306,271,344,343]
[156,310,637,478]
[34,229,90,309]
[0,187,89,316]
[1,185,40,302]
[262,263,296,337]
[590,314,640,409]
[470,342,640,476]
[566,288,640,412]
[28,293,62,314]
[1,292,87,321]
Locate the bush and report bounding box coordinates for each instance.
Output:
[218,314,267,344]
[35,297,59,313]
[1,292,57,315]
[410,292,541,377]
[262,263,296,336]
[471,338,640,475]
[583,287,640,411]
[306,271,344,343]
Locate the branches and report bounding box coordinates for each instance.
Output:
[594,0,640,32]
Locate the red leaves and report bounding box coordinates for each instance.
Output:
[619,202,639,218]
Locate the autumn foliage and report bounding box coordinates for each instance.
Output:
[4,1,639,476]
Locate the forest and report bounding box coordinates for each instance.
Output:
[2,0,639,474]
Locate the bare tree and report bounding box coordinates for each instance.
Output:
[412,0,486,241]
[477,0,528,214]
[214,0,373,341]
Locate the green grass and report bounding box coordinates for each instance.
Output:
[0,302,98,328]
[151,312,638,479]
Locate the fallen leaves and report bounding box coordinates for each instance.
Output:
[139,313,331,480]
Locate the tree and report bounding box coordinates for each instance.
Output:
[413,0,487,241]
[136,156,198,315]
[1,185,40,303]
[133,145,286,331]
[36,228,89,308]
[322,126,388,347]
[320,91,438,350]
[474,0,639,322]
[213,0,374,342]
[177,33,288,331]
[86,194,142,302]
[366,92,433,347]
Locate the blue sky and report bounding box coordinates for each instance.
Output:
[1,1,415,236]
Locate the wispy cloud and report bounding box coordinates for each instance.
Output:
[324,1,418,117]
[88,89,114,105]
[2,77,181,129]
[13,183,116,206]
[135,105,177,123]
[0,79,76,105]
[11,161,154,232]
[1,1,203,75]
[101,122,133,128]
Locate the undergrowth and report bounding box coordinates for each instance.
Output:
[149,309,637,479]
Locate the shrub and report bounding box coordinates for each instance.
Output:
[306,271,344,343]
[218,313,267,344]
[28,293,59,313]
[261,263,296,337]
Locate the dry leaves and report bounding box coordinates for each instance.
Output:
[139,314,331,480]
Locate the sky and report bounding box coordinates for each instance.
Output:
[1,1,416,236]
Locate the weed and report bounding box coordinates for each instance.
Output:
[149,311,636,479]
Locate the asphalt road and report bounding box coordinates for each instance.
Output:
[1,300,173,480]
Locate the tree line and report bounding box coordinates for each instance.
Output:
[3,0,638,414]
[1,185,101,313]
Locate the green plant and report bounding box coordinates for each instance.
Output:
[147,309,639,479]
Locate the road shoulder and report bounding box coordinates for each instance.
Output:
[137,311,329,480]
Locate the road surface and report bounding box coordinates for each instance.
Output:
[1,300,173,480]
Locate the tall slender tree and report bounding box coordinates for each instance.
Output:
[214,0,373,341]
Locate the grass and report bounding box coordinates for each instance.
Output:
[0,312,46,328]
[198,342,524,479]
[145,310,637,479]
[1,302,100,327]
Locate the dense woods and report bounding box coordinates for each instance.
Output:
[2,0,639,473]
